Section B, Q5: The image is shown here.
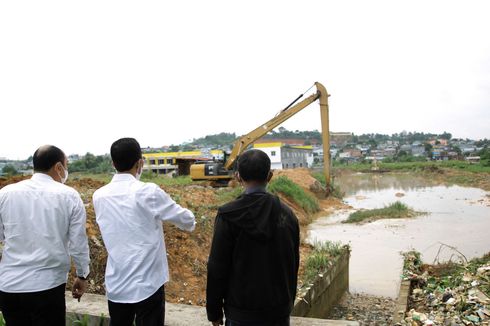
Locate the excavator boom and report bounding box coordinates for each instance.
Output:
[190,82,330,189]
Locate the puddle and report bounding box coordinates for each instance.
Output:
[308,173,490,298]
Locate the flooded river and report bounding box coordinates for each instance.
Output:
[308,172,490,298]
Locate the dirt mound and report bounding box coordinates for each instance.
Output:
[0,175,30,188]
[274,168,323,197]
[272,168,347,223]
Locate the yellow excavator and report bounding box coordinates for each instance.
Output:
[190,82,331,188]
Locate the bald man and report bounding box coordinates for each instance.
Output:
[0,145,90,326]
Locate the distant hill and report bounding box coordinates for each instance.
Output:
[189,128,322,147]
[191,132,237,147]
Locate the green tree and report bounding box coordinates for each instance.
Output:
[182,144,195,151]
[169,145,180,152]
[424,143,433,159]
[2,164,19,176]
[68,153,113,173]
[439,131,452,140]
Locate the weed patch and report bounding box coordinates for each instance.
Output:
[268,176,319,214]
[302,240,347,285]
[344,201,421,224]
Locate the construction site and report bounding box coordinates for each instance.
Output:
[2,159,490,325]
[1,76,490,325]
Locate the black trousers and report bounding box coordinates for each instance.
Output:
[108,285,165,326]
[0,283,66,326]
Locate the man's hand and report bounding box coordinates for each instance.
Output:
[72,277,88,302]
[211,320,223,326]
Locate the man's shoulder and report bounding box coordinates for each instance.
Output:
[277,198,298,224]
[138,181,159,191]
[58,182,80,195]
[94,180,160,198]
[0,179,40,198]
[0,178,30,193]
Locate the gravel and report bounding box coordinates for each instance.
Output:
[327,292,396,325]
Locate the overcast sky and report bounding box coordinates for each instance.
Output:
[1,0,489,159]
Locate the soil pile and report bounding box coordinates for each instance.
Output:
[273,168,348,224]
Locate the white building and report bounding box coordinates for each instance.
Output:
[253,142,313,170]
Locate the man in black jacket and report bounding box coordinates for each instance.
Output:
[206,149,300,326]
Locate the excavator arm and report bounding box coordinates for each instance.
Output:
[190,82,331,189]
[224,82,330,187]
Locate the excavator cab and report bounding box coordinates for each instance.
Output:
[189,150,235,186]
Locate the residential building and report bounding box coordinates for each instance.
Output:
[461,146,477,154]
[399,144,412,152]
[255,138,319,146]
[330,132,352,147]
[253,142,313,170]
[342,148,362,158]
[411,146,425,157]
[428,139,449,146]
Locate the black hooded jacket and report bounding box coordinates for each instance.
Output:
[206,191,300,323]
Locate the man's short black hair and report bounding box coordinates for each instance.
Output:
[237,149,271,182]
[33,145,66,172]
[111,138,142,172]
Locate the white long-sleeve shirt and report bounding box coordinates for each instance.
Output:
[0,173,90,293]
[92,173,195,303]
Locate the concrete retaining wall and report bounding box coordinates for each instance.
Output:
[0,291,358,325]
[392,279,412,324]
[62,292,359,326]
[292,247,350,319]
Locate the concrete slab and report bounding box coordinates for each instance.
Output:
[65,292,359,326]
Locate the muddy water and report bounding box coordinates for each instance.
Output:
[308,172,490,298]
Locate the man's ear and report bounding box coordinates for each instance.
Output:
[55,161,65,173]
[235,171,242,183]
[267,171,273,182]
[131,159,140,172]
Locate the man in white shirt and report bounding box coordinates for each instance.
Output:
[93,138,195,326]
[0,145,90,326]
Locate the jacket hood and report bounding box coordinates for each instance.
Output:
[218,192,281,241]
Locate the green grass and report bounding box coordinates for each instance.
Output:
[344,201,420,223]
[334,160,490,173]
[268,176,320,214]
[303,240,347,285]
[70,172,194,186]
[70,172,112,183]
[140,173,193,186]
[216,186,244,204]
[0,314,4,326]
[69,313,110,326]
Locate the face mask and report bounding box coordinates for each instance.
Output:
[135,160,143,180]
[59,165,69,184]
